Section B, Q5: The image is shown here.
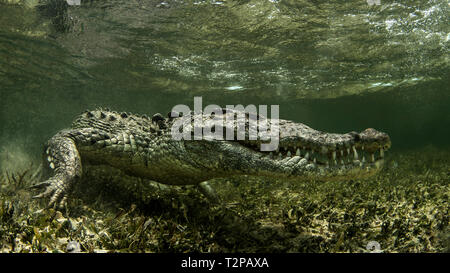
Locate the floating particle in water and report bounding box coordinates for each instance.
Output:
[225,86,244,91]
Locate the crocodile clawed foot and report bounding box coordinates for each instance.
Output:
[31,179,69,209]
[28,180,51,190]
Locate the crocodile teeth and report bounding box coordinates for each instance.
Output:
[341,159,344,165]
[49,162,55,169]
[287,151,292,157]
[352,146,358,159]
[340,150,344,157]
[313,158,317,164]
[130,135,136,147]
[362,156,366,163]
[347,148,350,155]
[332,151,336,160]
[371,154,375,162]
[304,152,309,159]
[380,149,384,158]
[362,145,365,150]
[296,148,301,156]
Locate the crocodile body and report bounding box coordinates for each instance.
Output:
[34,108,391,207]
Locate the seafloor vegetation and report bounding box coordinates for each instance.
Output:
[0,146,448,253]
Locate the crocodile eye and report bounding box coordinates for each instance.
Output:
[349,131,360,141]
[152,113,165,123]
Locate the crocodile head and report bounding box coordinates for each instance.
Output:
[177,110,391,182]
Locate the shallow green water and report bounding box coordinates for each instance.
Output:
[1,0,449,158]
[0,0,449,253]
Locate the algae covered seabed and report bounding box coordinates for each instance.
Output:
[0,146,448,253]
[0,0,449,253]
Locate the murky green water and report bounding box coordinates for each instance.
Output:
[0,0,448,253]
[1,0,449,156]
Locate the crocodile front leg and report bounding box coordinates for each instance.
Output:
[32,132,82,208]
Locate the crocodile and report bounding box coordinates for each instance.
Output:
[32,108,391,208]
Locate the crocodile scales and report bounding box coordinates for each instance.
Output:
[33,108,391,207]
